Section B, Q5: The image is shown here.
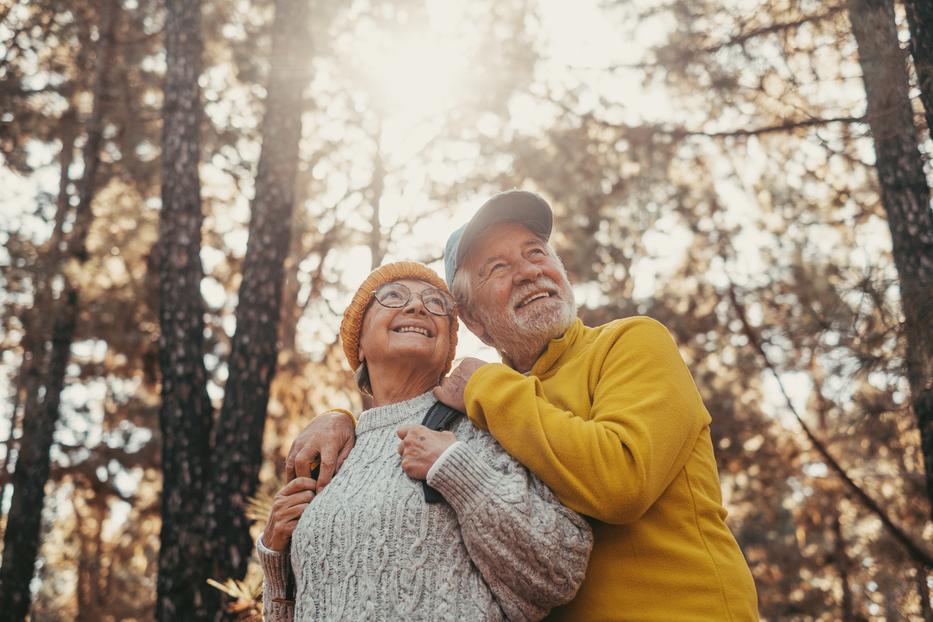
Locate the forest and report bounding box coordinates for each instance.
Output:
[0,0,932,619]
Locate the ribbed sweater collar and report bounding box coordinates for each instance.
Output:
[530,318,586,377]
[355,391,436,434]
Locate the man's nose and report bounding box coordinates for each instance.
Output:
[513,257,543,283]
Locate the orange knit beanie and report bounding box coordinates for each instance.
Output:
[339,261,459,374]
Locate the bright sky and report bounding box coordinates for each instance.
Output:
[0,0,898,507]
[300,0,680,361]
[0,0,813,415]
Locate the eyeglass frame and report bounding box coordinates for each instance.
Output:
[370,281,457,317]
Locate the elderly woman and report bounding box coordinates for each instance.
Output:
[257,261,592,622]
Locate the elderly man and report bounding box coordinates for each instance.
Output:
[287,190,759,621]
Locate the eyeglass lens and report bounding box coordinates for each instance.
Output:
[374,282,453,316]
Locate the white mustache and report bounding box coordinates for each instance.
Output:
[509,278,562,308]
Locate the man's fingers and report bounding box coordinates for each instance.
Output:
[397,425,414,439]
[432,386,451,403]
[293,446,320,480]
[316,446,339,490]
[335,438,353,472]
[284,432,310,482]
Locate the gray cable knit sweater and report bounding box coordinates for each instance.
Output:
[257,392,592,621]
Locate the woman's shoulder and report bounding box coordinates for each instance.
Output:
[448,414,486,441]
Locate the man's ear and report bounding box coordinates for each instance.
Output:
[458,307,494,347]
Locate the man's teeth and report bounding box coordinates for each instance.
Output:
[395,326,431,337]
[518,292,551,308]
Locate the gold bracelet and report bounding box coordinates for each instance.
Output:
[324,407,357,426]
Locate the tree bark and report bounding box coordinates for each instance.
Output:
[369,135,386,270]
[155,0,216,619]
[903,0,933,143]
[0,104,79,517]
[0,288,78,621]
[0,2,116,618]
[847,0,933,520]
[918,562,933,622]
[207,0,312,608]
[831,514,854,619]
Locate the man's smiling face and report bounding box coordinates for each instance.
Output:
[459,221,576,364]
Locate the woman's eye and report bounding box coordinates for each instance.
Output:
[529,247,545,256]
[490,263,506,273]
[382,292,404,303]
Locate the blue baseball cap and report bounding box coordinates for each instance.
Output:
[444,190,553,287]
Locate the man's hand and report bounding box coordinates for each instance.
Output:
[396,425,457,481]
[261,477,316,552]
[432,357,487,412]
[285,410,356,489]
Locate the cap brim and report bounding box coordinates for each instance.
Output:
[455,191,553,267]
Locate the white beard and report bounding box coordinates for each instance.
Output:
[475,277,577,372]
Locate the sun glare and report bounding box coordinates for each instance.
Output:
[366,38,466,119]
[350,2,472,129]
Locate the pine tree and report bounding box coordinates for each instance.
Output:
[903,0,933,142]
[0,0,119,616]
[208,0,312,606]
[155,0,216,617]
[847,0,933,520]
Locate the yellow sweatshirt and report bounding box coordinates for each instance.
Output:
[463,317,759,621]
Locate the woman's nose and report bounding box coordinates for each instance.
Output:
[402,296,428,315]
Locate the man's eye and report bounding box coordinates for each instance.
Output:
[529,247,546,256]
[490,262,507,273]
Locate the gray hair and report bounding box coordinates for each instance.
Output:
[450,265,473,309]
[450,241,567,312]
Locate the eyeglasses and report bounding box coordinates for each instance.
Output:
[372,282,456,317]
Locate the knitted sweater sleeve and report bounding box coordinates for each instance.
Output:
[427,431,593,621]
[256,536,295,622]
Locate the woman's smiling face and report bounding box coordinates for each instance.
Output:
[357,279,452,374]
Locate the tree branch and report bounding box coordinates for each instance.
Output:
[725,278,933,568]
[701,5,847,55]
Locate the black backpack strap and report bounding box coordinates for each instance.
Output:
[420,401,465,503]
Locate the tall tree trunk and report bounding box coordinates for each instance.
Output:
[831,513,854,619]
[903,0,933,143]
[208,0,311,608]
[369,139,386,270]
[155,0,216,619]
[0,3,116,617]
[0,289,78,620]
[0,97,79,517]
[917,562,933,622]
[847,0,933,520]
